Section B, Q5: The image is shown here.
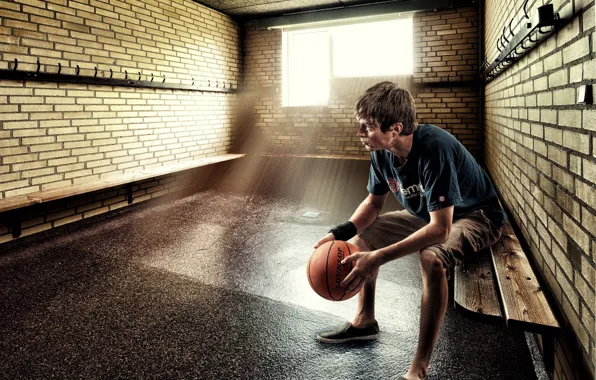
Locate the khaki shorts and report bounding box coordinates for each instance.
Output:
[358,209,502,273]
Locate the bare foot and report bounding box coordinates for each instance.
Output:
[400,367,427,380]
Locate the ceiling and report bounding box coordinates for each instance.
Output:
[193,0,477,20]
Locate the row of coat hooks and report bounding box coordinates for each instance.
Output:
[481,2,569,83]
[0,58,240,93]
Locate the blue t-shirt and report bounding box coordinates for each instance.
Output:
[367,124,507,226]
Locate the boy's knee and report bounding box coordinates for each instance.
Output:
[419,250,446,278]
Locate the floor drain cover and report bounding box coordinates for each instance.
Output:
[302,211,320,218]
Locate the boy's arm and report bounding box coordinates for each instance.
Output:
[349,192,388,234]
[375,205,454,265]
[314,192,387,248]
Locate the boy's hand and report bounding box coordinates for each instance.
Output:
[340,251,381,292]
[313,233,335,249]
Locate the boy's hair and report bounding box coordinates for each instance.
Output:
[354,81,418,135]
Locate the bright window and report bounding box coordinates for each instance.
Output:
[283,29,330,107]
[282,17,413,107]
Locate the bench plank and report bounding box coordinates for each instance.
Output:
[490,223,560,334]
[0,195,40,213]
[454,247,503,324]
[0,154,245,213]
[28,180,117,203]
[139,154,245,177]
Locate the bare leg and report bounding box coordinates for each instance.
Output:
[404,249,449,380]
[349,235,378,328]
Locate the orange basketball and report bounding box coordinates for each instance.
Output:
[307,240,361,301]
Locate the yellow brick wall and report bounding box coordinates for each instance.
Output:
[484,0,595,378]
[0,0,241,243]
[415,8,479,83]
[241,7,482,158]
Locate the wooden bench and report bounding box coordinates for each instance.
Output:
[454,221,560,375]
[0,153,245,237]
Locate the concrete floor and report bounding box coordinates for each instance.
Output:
[0,188,544,380]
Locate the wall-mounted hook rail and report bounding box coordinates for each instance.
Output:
[482,4,569,83]
[0,62,236,93]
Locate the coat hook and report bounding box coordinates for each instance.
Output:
[13,58,18,71]
[151,73,154,82]
[94,66,98,77]
[109,68,113,79]
[162,75,165,83]
[36,59,40,75]
[501,26,509,43]
[222,81,226,88]
[538,26,552,34]
[57,62,61,74]
[138,72,141,81]
[508,19,515,38]
[229,81,232,89]
[216,81,219,87]
[208,80,211,87]
[76,65,80,76]
[125,70,128,80]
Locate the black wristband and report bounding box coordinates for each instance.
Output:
[329,221,357,241]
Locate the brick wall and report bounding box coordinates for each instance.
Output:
[484,0,595,378]
[241,6,482,158]
[414,8,479,83]
[415,7,482,158]
[0,0,241,244]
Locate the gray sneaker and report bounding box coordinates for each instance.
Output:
[317,321,379,343]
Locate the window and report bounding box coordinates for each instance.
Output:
[282,28,330,107]
[282,17,413,107]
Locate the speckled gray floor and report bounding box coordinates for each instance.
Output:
[0,190,542,380]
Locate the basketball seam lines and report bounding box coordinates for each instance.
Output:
[339,242,354,301]
[326,241,338,301]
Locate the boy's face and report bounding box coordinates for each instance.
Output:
[356,119,393,151]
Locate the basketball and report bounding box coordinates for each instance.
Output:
[307,240,361,301]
